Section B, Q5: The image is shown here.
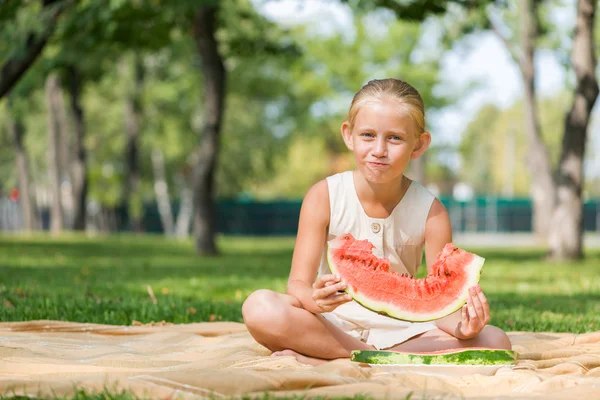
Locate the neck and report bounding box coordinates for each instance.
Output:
[353,171,410,209]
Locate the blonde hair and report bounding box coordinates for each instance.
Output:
[346,78,426,136]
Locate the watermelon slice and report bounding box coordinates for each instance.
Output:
[327,234,484,322]
[351,347,517,366]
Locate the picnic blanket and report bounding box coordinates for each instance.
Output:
[1,320,600,399]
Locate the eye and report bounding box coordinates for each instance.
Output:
[389,135,403,141]
[361,132,375,138]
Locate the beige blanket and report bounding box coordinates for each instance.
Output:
[1,321,600,399]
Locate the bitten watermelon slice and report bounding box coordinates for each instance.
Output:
[351,347,517,366]
[327,234,484,322]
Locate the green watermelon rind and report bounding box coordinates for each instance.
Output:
[350,349,518,366]
[327,250,485,322]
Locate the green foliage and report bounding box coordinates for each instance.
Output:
[459,93,572,195]
[348,0,495,21]
[252,135,332,199]
[244,9,450,198]
[0,0,65,64]
[0,0,492,207]
[1,234,600,334]
[0,0,305,203]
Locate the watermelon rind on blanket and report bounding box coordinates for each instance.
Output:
[351,348,518,366]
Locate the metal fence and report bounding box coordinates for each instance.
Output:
[1,197,599,235]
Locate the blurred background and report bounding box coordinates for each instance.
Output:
[1,0,599,260]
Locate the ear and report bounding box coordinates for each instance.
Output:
[341,121,354,151]
[411,132,431,159]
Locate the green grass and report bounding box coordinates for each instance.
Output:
[1,233,600,333]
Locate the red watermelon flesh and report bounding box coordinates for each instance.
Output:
[327,233,484,322]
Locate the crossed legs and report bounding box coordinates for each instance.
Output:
[242,289,512,366]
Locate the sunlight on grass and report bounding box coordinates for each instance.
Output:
[1,233,600,333]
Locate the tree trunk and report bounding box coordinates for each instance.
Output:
[6,95,38,231]
[123,53,144,232]
[175,171,194,239]
[191,6,225,255]
[55,72,73,227]
[518,0,556,243]
[67,65,88,231]
[548,0,599,260]
[151,149,174,236]
[0,0,65,99]
[45,74,64,233]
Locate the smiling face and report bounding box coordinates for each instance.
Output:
[341,97,431,185]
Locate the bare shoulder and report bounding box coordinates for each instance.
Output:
[289,179,331,284]
[427,198,449,221]
[299,179,330,228]
[425,198,451,235]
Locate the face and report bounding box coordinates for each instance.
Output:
[341,98,431,184]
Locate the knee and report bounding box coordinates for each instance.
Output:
[480,325,512,350]
[242,289,286,332]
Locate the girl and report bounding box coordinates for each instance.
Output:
[242,78,511,366]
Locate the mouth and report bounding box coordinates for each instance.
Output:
[367,161,388,167]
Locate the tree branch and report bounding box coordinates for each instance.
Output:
[0,0,68,99]
[488,17,519,65]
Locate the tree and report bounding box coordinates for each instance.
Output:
[460,96,570,196]
[5,95,38,231]
[123,54,145,232]
[66,64,87,230]
[513,0,556,242]
[435,1,555,241]
[0,0,68,99]
[548,0,599,260]
[41,0,173,231]
[189,5,224,255]
[44,73,65,233]
[437,0,599,259]
[186,0,303,253]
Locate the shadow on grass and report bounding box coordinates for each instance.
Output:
[0,235,295,280]
[3,235,600,333]
[0,235,295,258]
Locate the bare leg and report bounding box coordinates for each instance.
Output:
[387,325,512,352]
[242,289,374,365]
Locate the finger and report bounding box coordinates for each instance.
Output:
[460,304,471,336]
[313,274,339,289]
[461,304,468,324]
[315,281,346,300]
[324,278,344,290]
[466,296,479,330]
[320,292,352,306]
[469,287,485,323]
[475,285,490,324]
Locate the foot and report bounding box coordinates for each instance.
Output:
[271,349,328,366]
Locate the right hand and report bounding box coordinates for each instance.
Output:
[311,274,352,313]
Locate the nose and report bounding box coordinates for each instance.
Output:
[371,137,387,158]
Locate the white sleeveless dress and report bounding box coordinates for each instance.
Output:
[318,171,438,350]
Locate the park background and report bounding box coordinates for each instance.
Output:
[1,0,600,343]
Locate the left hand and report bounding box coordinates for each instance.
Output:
[457,284,490,339]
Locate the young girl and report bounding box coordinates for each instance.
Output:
[242,78,511,366]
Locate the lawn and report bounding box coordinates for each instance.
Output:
[1,233,600,334]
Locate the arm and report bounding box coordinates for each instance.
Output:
[426,199,490,339]
[424,199,466,338]
[286,180,350,314]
